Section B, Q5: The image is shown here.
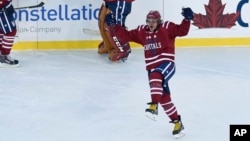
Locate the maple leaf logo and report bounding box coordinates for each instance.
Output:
[192,0,240,29]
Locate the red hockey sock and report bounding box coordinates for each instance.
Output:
[149,72,163,103]
[160,94,179,120]
[0,34,3,52]
[0,30,16,55]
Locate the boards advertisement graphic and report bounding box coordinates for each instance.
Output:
[11,0,250,49]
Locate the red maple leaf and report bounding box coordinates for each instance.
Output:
[192,0,240,29]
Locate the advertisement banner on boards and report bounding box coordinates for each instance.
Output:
[13,0,250,42]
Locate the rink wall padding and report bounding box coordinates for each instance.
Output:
[13,37,250,50]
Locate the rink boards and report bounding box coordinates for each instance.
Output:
[13,37,250,50]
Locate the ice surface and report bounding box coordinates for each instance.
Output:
[1,47,250,141]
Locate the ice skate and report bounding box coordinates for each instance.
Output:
[170,115,185,139]
[0,55,19,68]
[145,102,158,121]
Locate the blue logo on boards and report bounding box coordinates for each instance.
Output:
[14,4,100,21]
[237,0,249,27]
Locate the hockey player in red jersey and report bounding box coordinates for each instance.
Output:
[98,0,134,61]
[105,7,194,138]
[0,0,18,67]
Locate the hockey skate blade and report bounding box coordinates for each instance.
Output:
[145,112,157,121]
[174,131,185,139]
[0,63,19,68]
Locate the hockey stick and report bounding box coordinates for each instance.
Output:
[15,1,45,10]
[83,28,100,36]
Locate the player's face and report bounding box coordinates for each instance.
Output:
[146,19,158,32]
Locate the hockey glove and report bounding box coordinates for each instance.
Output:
[181,7,194,21]
[105,13,116,26]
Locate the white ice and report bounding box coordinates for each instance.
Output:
[1,47,250,141]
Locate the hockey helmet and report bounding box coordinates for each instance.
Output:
[146,10,162,23]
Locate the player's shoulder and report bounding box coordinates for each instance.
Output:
[160,21,174,29]
[136,24,149,31]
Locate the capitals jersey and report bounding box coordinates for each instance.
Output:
[114,19,190,70]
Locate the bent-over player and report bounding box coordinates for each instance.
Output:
[98,0,134,62]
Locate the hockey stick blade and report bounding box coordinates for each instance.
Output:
[15,2,45,10]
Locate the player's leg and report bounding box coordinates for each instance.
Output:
[0,30,18,67]
[0,33,3,53]
[161,93,184,137]
[104,1,132,61]
[0,5,19,67]
[160,62,184,137]
[115,0,132,26]
[145,71,162,120]
[111,1,132,60]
